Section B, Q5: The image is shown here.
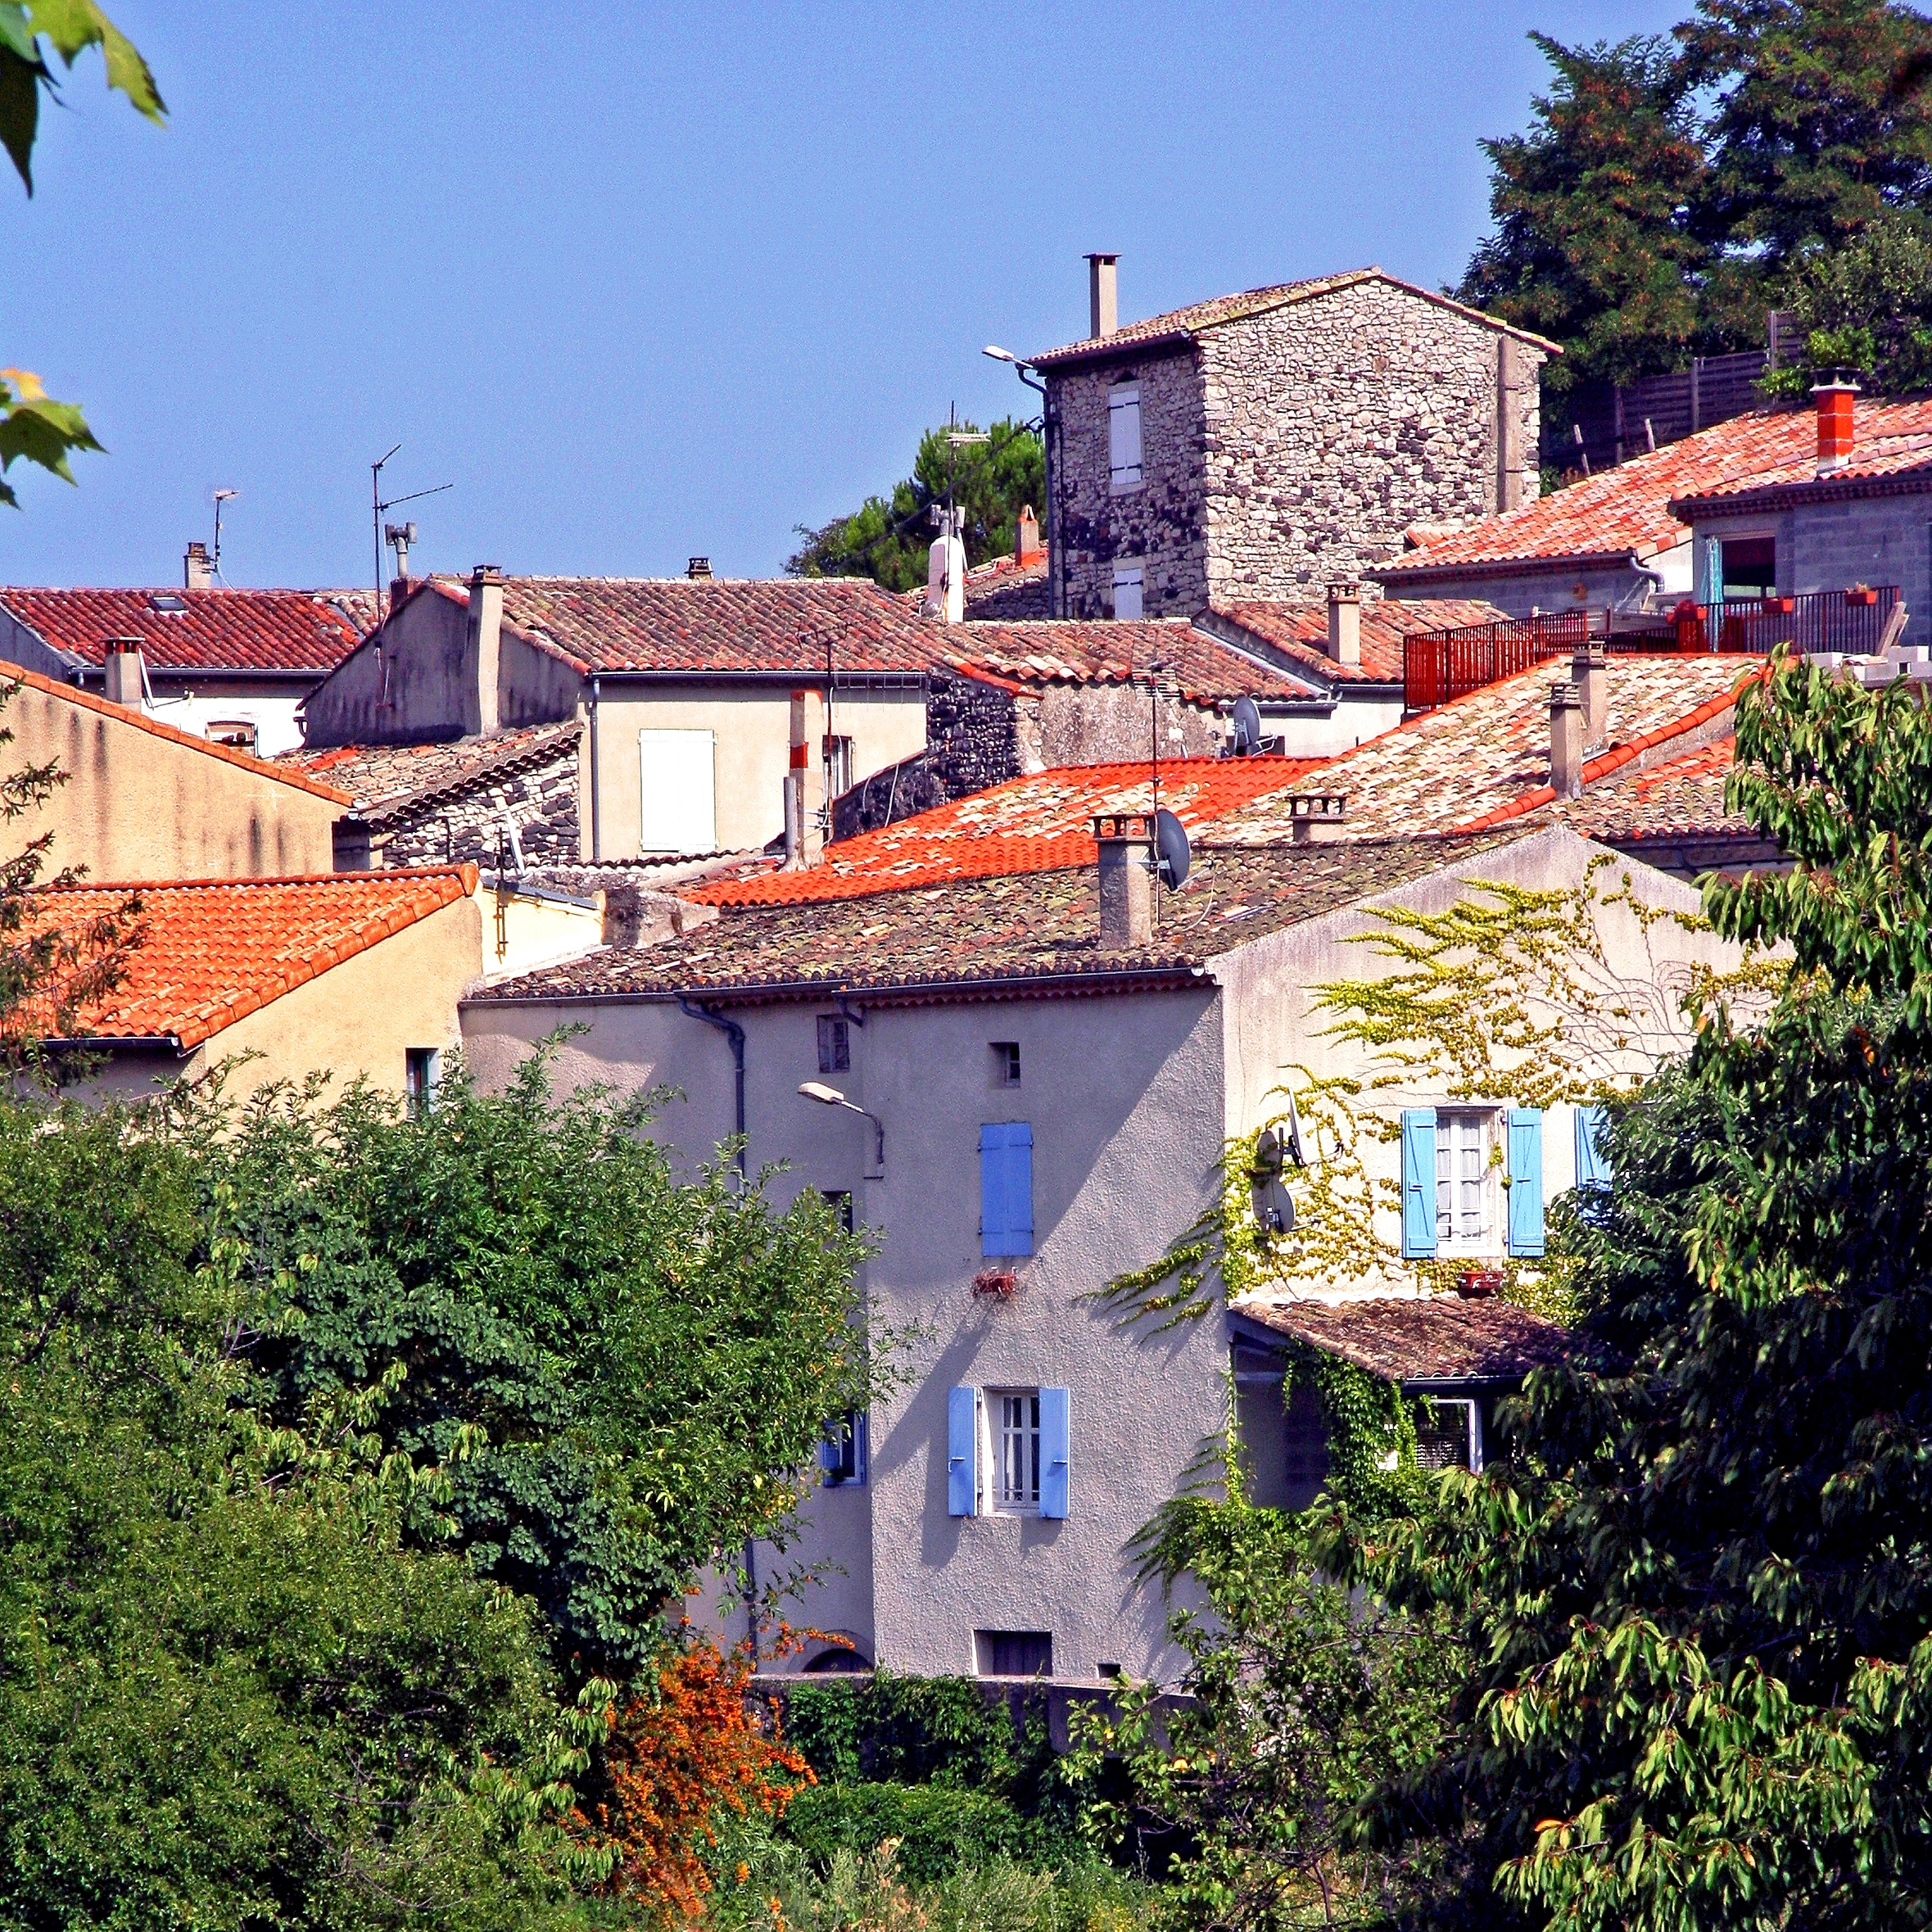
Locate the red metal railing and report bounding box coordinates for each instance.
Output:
[1403,587,1902,713]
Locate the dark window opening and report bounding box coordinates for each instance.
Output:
[821,1408,868,1485]
[817,1014,850,1074]
[1721,536,1777,600]
[993,1042,1021,1087]
[975,1629,1052,1677]
[1414,1397,1475,1472]
[405,1047,440,1112]
[803,1644,871,1672]
[821,1188,855,1233]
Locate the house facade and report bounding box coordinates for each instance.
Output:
[1030,265,1552,621]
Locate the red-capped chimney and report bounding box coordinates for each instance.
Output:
[1813,369,1860,475]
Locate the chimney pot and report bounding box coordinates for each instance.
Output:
[1288,793,1348,844]
[1570,647,1607,744]
[183,541,212,590]
[1016,505,1041,563]
[1093,811,1153,948]
[102,637,145,708]
[1549,678,1584,799]
[1325,582,1362,666]
[1813,369,1860,474]
[687,555,713,580]
[1086,252,1119,341]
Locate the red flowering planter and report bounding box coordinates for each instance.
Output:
[1847,587,1880,606]
[972,1268,1017,1300]
[1455,1267,1505,1299]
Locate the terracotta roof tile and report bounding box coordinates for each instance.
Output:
[1206,598,1512,685]
[1561,733,1750,842]
[280,722,581,819]
[1379,397,1932,580]
[0,587,360,673]
[1030,268,1558,367]
[1210,654,1759,844]
[943,619,1312,704]
[29,866,477,1049]
[1235,1293,1575,1382]
[688,754,1326,907]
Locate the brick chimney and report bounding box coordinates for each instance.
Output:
[687,556,713,580]
[1288,793,1347,844]
[1570,646,1607,744]
[1016,505,1042,563]
[1326,583,1361,667]
[1087,253,1119,341]
[1093,811,1152,948]
[183,541,212,590]
[102,638,145,708]
[1814,369,1860,475]
[1550,679,1584,799]
[783,687,826,869]
[466,564,504,735]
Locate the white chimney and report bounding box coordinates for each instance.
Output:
[466,564,504,735]
[1550,680,1584,799]
[1326,583,1361,666]
[922,509,966,624]
[102,638,145,708]
[183,542,212,590]
[1087,253,1119,341]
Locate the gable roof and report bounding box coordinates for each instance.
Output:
[0,663,353,806]
[1204,598,1512,686]
[1235,1293,1575,1382]
[687,754,1326,908]
[942,619,1314,704]
[1030,268,1559,369]
[471,828,1531,1008]
[31,866,477,1049]
[281,721,581,820]
[1379,397,1932,582]
[1668,396,1932,515]
[1210,654,1758,846]
[0,587,361,674]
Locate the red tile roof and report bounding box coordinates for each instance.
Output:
[1563,733,1749,842]
[30,865,477,1049]
[687,755,1326,907]
[1235,1293,1575,1382]
[1669,400,1932,514]
[1206,598,1511,685]
[0,663,353,805]
[1210,654,1759,845]
[0,587,361,673]
[413,575,939,677]
[280,722,580,817]
[943,619,1312,704]
[1030,268,1558,367]
[1380,398,1932,581]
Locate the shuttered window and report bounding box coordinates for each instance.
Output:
[1574,1104,1611,1190]
[947,1386,977,1516]
[1111,563,1144,621]
[1109,382,1142,491]
[639,728,717,853]
[1400,1110,1437,1259]
[979,1121,1034,1257]
[1506,1108,1545,1256]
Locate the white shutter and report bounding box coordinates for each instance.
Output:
[1109,383,1142,490]
[638,729,717,853]
[1112,565,1144,621]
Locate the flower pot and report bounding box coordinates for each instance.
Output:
[1455,1267,1505,1299]
[1847,588,1880,606]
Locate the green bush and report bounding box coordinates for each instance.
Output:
[779,1781,1086,1886]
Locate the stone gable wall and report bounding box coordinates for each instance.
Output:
[378,744,581,869]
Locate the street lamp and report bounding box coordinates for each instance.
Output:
[798,1081,885,1178]
[982,345,1058,619]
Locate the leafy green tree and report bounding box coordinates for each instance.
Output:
[1458,34,1710,391]
[2,2,163,507]
[1323,654,1932,1930]
[1760,208,1932,391]
[204,1052,882,1678]
[789,418,1044,593]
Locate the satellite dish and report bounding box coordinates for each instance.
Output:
[1283,1088,1306,1167]
[1232,695,1264,756]
[1249,1128,1296,1233]
[1155,808,1191,889]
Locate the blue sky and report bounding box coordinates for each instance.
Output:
[5,0,1680,590]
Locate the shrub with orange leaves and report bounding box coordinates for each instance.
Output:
[577,1632,812,1921]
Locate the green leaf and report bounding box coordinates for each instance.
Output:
[25,0,163,120]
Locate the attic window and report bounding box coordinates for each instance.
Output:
[147,593,188,613]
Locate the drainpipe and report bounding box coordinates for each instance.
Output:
[677,996,745,1179]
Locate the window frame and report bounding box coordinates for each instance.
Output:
[1108,381,1143,493]
[1434,1108,1497,1254]
[984,1386,1042,1516]
[991,1041,1021,1088]
[817,1013,850,1075]
[1111,563,1145,621]
[405,1047,441,1113]
[1413,1395,1481,1473]
[820,1407,869,1486]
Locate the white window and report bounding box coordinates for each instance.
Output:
[1414,1396,1482,1473]
[825,734,854,799]
[1436,1111,1494,1250]
[1112,563,1144,621]
[1108,382,1142,491]
[638,728,717,853]
[988,1388,1040,1514]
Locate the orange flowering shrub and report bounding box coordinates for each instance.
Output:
[578,1632,812,1921]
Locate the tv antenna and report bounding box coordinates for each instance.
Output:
[370,443,452,609]
[211,489,238,582]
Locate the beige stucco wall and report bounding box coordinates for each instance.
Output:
[589,685,929,858]
[79,894,482,1104]
[2,673,340,880]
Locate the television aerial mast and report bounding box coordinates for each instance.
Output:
[369,443,452,609]
[211,489,238,582]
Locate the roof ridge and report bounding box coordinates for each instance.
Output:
[39,862,479,894]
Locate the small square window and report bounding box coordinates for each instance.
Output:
[819,1188,855,1233]
[821,1409,868,1485]
[992,1042,1020,1087]
[817,1014,850,1075]
[975,1629,1052,1677]
[986,1387,1040,1514]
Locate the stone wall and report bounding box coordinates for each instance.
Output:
[377,741,581,869]
[1048,278,1545,617]
[1037,685,1220,766]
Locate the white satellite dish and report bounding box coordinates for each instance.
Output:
[1155,808,1191,889]
[1232,695,1264,756]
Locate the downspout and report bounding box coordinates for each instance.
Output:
[676,996,745,1179]
[588,674,602,862]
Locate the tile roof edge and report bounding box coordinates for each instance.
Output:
[36,862,481,895]
[346,722,586,819]
[0,662,355,803]
[1375,543,1663,577]
[1670,468,1932,517]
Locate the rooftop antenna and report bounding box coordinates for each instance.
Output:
[370,442,452,611]
[943,401,989,591]
[211,489,238,583]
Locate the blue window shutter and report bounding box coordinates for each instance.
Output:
[1400,1110,1437,1258]
[854,1409,869,1486]
[1507,1109,1545,1256]
[819,1428,839,1477]
[1039,1387,1070,1518]
[979,1122,1034,1257]
[947,1387,977,1516]
[1574,1104,1611,1191]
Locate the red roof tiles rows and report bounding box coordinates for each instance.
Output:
[1205,598,1512,685]
[0,587,362,673]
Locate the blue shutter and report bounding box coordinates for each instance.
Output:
[1507,1109,1545,1256]
[818,1428,839,1477]
[1400,1110,1437,1258]
[1039,1387,1070,1519]
[980,1122,1034,1257]
[1574,1105,1611,1191]
[853,1409,869,1486]
[947,1387,977,1516]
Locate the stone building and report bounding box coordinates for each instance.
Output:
[1029,261,1553,620]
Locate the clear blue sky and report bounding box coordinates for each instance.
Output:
[4,0,1681,592]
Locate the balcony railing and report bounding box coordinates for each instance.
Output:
[1402,587,1902,713]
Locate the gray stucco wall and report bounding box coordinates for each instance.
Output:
[300,593,476,747]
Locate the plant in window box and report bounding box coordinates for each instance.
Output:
[1764,595,1794,613]
[1847,583,1880,604]
[971,1266,1016,1299]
